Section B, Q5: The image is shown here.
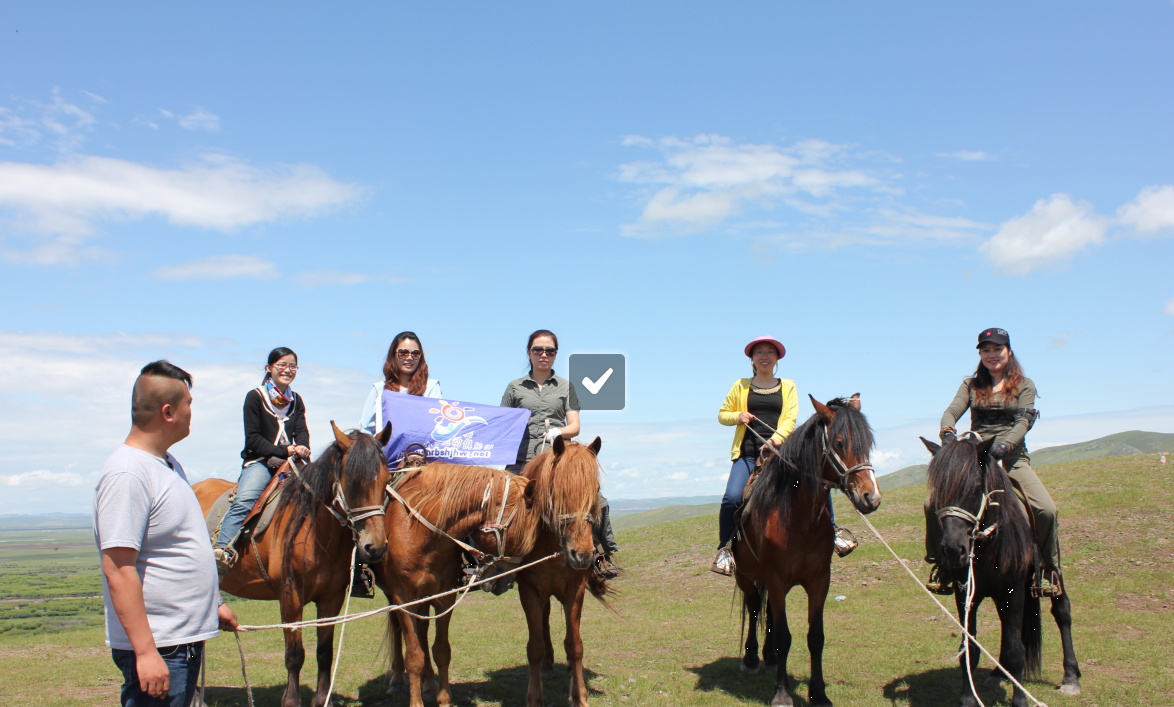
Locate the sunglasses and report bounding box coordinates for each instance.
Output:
[396,349,422,359]
[530,346,558,357]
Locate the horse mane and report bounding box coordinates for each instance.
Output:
[750,397,873,527]
[927,438,1034,576]
[398,463,539,554]
[277,430,386,588]
[522,441,601,523]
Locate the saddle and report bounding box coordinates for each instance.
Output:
[205,465,290,549]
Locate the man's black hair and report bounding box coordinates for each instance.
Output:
[131,360,193,426]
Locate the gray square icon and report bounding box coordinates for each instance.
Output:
[568,354,625,410]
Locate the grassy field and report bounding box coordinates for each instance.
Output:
[1,454,1170,706]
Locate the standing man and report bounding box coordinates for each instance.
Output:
[93,360,239,706]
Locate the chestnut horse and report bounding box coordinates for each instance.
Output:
[921,435,1080,707]
[377,462,540,707]
[516,436,608,707]
[734,396,882,707]
[194,422,392,707]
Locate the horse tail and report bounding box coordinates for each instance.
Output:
[1022,581,1042,679]
[586,572,621,615]
[736,583,769,651]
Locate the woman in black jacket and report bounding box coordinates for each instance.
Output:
[214,347,310,573]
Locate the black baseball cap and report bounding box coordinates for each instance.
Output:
[976,328,1010,348]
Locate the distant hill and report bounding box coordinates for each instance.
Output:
[613,502,720,531]
[879,465,928,491]
[609,495,722,517]
[0,513,91,532]
[876,430,1173,491]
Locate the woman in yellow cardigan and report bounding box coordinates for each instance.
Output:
[711,336,856,576]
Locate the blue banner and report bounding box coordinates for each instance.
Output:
[380,392,531,466]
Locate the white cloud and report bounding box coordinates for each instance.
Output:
[0,89,96,151]
[152,254,280,281]
[1164,298,1174,317]
[979,194,1108,275]
[0,153,363,264]
[161,107,220,132]
[2,470,86,487]
[1117,185,1174,236]
[297,270,371,287]
[936,150,994,161]
[1050,331,1074,349]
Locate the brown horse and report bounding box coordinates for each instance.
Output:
[194,422,393,707]
[516,436,608,707]
[734,396,882,707]
[377,462,539,707]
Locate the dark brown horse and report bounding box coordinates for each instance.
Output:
[377,462,539,707]
[921,435,1081,707]
[734,396,881,707]
[516,436,609,707]
[195,422,392,707]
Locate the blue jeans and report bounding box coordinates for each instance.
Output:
[216,461,271,547]
[111,642,203,707]
[718,455,837,549]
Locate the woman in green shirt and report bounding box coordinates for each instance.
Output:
[925,327,1063,596]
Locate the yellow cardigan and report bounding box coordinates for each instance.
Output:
[718,378,799,461]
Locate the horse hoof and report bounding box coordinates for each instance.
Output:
[810,696,832,707]
[740,661,760,676]
[386,674,406,694]
[983,673,1006,687]
[1059,682,1082,696]
[541,667,557,680]
[770,691,794,707]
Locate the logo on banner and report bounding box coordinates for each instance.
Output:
[429,401,488,442]
[381,391,530,466]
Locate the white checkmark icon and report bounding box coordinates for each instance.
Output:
[582,368,613,395]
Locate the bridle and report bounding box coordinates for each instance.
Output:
[936,475,1002,551]
[286,457,386,539]
[819,424,875,493]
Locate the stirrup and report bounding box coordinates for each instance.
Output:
[833,527,859,558]
[710,547,736,576]
[925,564,955,595]
[213,546,238,577]
[1032,569,1063,598]
[350,564,375,599]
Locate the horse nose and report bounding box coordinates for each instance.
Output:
[565,549,594,570]
[363,541,386,562]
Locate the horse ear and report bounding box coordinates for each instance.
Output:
[376,422,393,446]
[521,477,535,508]
[848,393,861,411]
[588,436,602,456]
[976,436,995,457]
[920,436,941,456]
[331,421,354,452]
[552,435,566,456]
[810,394,835,425]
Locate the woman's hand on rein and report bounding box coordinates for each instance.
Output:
[294,445,311,459]
[738,412,757,425]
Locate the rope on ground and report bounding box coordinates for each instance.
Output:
[850,508,1048,707]
[235,551,561,632]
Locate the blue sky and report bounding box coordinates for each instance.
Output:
[2,3,1173,512]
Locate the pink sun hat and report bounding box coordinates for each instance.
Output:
[744,336,786,359]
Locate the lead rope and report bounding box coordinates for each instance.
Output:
[234,630,255,707]
[324,544,357,705]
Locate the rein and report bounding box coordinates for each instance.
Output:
[285,457,385,538]
[743,419,874,492]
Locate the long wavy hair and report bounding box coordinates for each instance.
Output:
[382,332,430,396]
[970,347,1024,408]
[750,398,873,528]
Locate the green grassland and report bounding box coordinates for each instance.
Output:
[613,502,720,531]
[1,454,1171,706]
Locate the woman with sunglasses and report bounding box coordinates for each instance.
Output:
[710,336,856,577]
[500,329,620,580]
[358,331,442,436]
[214,347,311,574]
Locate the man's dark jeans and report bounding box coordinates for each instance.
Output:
[111,641,203,707]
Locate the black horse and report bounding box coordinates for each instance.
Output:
[921,435,1081,707]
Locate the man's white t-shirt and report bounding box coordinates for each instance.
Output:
[93,445,220,650]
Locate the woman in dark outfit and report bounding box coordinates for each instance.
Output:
[925,327,1063,596]
[214,347,310,574]
[500,329,620,580]
[711,336,856,576]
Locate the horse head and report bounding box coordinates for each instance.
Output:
[525,436,603,571]
[811,394,881,514]
[330,420,393,564]
[921,434,1012,572]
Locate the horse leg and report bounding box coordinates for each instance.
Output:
[992,590,1028,707]
[561,582,589,707]
[396,608,427,707]
[955,593,983,707]
[519,581,548,707]
[310,591,346,707]
[763,601,777,668]
[739,580,762,675]
[540,595,556,679]
[415,614,439,702]
[432,599,455,707]
[1051,590,1082,695]
[805,579,831,707]
[768,591,793,707]
[280,596,306,707]
[387,617,406,694]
